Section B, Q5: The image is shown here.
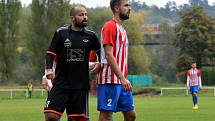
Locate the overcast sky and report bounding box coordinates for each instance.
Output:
[21,0,214,8]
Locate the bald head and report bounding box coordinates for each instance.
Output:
[70,4,86,16]
[69,4,88,29]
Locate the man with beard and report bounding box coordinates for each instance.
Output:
[97,0,136,121]
[43,4,100,121]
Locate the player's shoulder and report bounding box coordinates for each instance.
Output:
[103,19,116,28]
[56,24,69,32]
[84,28,97,36]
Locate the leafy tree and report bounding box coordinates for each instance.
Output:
[174,6,215,71]
[145,22,178,83]
[87,7,112,34]
[0,0,21,82]
[26,0,70,80]
[125,11,150,74]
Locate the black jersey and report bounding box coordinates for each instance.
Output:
[47,25,100,89]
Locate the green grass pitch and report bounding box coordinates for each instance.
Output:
[0,96,214,121]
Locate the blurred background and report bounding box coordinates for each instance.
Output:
[0,0,214,90]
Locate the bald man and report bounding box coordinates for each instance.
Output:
[43,5,100,121]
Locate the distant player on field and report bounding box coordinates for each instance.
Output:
[186,62,202,110]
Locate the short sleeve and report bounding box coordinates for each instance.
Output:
[101,22,117,47]
[91,33,100,51]
[187,70,190,76]
[197,69,201,76]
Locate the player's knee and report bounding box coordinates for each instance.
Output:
[193,92,198,96]
[124,111,136,121]
[99,111,113,120]
[45,113,59,121]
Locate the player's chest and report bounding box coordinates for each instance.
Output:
[61,34,92,49]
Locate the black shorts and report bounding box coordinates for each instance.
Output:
[44,85,89,119]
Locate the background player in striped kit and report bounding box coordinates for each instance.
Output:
[97,0,136,121]
[187,62,202,110]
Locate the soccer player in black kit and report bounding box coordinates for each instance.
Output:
[44,5,100,121]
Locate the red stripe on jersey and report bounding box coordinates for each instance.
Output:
[187,68,201,86]
[98,19,128,84]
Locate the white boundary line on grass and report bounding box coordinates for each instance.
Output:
[160,87,215,96]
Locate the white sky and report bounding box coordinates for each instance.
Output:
[21,0,214,8]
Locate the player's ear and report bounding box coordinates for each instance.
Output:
[70,16,74,21]
[114,5,120,13]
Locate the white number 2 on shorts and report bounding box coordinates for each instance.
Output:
[107,99,112,106]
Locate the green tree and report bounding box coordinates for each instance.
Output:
[149,22,178,83]
[26,0,70,80]
[0,0,21,82]
[174,6,215,71]
[125,11,150,74]
[87,7,112,34]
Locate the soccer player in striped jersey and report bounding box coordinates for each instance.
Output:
[97,0,136,121]
[187,62,202,110]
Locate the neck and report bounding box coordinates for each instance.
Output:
[113,15,123,25]
[70,25,83,31]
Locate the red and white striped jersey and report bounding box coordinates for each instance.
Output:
[187,68,201,86]
[98,19,128,84]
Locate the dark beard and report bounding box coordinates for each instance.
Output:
[74,19,87,28]
[119,12,129,20]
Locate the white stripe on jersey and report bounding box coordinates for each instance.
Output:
[188,68,200,86]
[98,21,128,84]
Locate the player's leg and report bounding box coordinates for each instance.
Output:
[45,112,60,121]
[97,84,121,121]
[193,92,198,105]
[122,110,136,121]
[44,85,66,121]
[66,90,90,121]
[191,86,199,109]
[98,110,113,121]
[117,87,136,121]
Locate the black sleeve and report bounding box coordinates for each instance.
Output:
[46,54,54,69]
[96,49,101,62]
[91,34,101,51]
[91,34,101,62]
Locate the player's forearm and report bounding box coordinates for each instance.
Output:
[95,49,101,62]
[104,46,124,79]
[46,54,54,69]
[198,76,202,87]
[186,76,190,87]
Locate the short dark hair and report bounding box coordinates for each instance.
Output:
[110,0,121,13]
[70,4,86,16]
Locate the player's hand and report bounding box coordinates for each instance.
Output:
[90,62,100,74]
[46,69,54,80]
[46,79,53,91]
[42,79,47,90]
[120,77,132,91]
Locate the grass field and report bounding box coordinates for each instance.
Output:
[0,96,215,121]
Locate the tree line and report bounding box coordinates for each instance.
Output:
[0,0,214,85]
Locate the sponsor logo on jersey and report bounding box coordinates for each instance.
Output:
[64,38,72,48]
[82,39,89,43]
